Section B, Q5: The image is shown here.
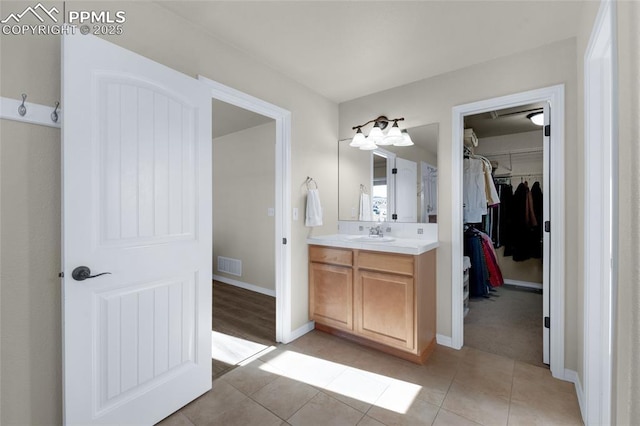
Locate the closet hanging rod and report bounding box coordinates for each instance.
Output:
[481,147,543,157]
[495,172,543,179]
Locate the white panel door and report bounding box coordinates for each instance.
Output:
[395,157,418,222]
[542,103,551,365]
[62,33,212,425]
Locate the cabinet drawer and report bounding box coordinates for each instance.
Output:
[357,251,414,276]
[309,245,353,266]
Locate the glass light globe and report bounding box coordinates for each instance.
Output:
[367,124,385,145]
[350,128,366,147]
[394,129,414,146]
[383,122,404,145]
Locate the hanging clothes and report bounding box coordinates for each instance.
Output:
[493,182,512,249]
[463,156,500,223]
[530,181,544,258]
[464,227,504,297]
[463,158,487,223]
[479,232,504,287]
[506,182,539,261]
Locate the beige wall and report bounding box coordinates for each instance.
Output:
[213,122,276,291]
[0,1,338,423]
[0,122,63,424]
[612,2,640,423]
[338,38,579,369]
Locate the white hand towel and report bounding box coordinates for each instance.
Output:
[305,188,323,227]
[359,193,372,221]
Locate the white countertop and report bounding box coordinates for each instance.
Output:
[306,234,439,255]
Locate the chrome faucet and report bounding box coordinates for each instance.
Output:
[369,224,383,237]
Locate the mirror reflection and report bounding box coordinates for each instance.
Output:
[338,122,438,223]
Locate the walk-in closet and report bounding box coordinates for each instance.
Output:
[462,103,547,367]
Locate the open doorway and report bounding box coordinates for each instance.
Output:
[198,76,293,378]
[461,103,546,368]
[210,99,277,377]
[451,85,566,380]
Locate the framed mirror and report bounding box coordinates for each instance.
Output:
[338,122,438,223]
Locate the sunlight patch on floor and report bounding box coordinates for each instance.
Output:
[211,331,270,365]
[259,349,421,414]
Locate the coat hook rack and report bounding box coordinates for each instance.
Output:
[51,102,60,123]
[1,94,62,129]
[18,93,27,116]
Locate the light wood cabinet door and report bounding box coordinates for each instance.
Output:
[309,263,353,331]
[355,270,414,350]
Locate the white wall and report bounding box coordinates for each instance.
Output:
[339,38,579,369]
[213,122,276,292]
[0,1,338,423]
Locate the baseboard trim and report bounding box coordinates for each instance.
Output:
[564,368,586,423]
[436,334,455,348]
[285,321,315,343]
[503,279,543,290]
[212,274,276,297]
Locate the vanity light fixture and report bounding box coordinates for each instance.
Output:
[527,111,544,126]
[350,115,413,150]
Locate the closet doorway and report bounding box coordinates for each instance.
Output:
[451,85,566,380]
[462,103,547,367]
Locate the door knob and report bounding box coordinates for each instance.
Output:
[72,266,111,281]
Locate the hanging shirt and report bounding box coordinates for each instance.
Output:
[481,158,500,206]
[463,158,487,223]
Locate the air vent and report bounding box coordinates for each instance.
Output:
[217,256,242,276]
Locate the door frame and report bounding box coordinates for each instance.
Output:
[450,84,566,379]
[583,0,617,423]
[198,76,293,343]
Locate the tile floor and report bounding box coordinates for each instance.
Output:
[158,330,583,426]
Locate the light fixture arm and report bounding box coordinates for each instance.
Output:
[352,115,405,131]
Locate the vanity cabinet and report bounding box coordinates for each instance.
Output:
[309,245,436,363]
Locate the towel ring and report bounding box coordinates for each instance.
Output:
[305,176,318,190]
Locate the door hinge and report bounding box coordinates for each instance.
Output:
[392,213,398,220]
[282,237,287,245]
[544,124,550,137]
[392,168,397,175]
[58,272,64,278]
[544,316,550,329]
[544,221,551,232]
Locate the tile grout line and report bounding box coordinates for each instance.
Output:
[506,361,516,426]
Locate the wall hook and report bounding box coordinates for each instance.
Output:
[51,101,59,123]
[18,93,27,116]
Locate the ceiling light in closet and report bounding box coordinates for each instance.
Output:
[527,112,544,126]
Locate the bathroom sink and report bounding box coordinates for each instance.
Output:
[348,235,395,243]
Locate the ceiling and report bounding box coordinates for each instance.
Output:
[212,99,273,139]
[157,1,583,104]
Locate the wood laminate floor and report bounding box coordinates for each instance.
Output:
[212,280,276,378]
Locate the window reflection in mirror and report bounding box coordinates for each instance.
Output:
[338,122,438,223]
